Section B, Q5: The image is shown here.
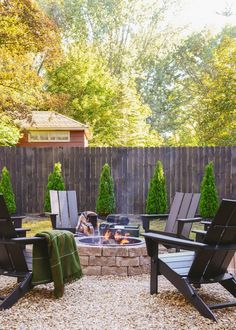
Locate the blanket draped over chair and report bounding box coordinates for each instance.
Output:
[32,230,82,298]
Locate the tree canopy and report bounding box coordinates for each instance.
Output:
[0,0,61,145]
[0,0,236,146]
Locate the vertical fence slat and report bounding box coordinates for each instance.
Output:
[0,146,235,214]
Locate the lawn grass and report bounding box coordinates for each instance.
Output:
[140,218,204,239]
[23,219,52,236]
[22,217,205,239]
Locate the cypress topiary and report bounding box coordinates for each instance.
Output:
[0,166,16,214]
[199,161,219,218]
[44,162,65,212]
[146,160,167,214]
[96,163,115,216]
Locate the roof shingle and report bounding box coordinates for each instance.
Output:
[19,111,88,131]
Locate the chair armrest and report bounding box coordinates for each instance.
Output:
[201,220,212,230]
[141,214,169,232]
[11,215,26,228]
[11,237,45,244]
[15,228,31,232]
[140,214,169,219]
[177,217,202,223]
[55,227,76,233]
[141,230,181,238]
[143,232,207,252]
[15,228,31,237]
[192,229,207,235]
[176,217,203,237]
[11,215,26,220]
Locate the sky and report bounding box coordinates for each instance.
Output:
[170,0,236,33]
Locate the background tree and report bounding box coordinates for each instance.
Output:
[199,161,219,218]
[0,0,61,142]
[146,160,167,214]
[0,115,22,146]
[96,163,115,216]
[38,0,179,77]
[44,162,65,212]
[0,167,16,214]
[143,27,236,146]
[47,45,162,146]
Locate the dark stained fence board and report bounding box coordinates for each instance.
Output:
[0,146,235,214]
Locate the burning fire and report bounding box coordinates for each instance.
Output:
[104,229,111,241]
[103,230,130,245]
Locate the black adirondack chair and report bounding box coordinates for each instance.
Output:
[141,192,201,239]
[0,211,45,309]
[0,194,29,237]
[143,199,236,321]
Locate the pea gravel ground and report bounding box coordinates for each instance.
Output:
[0,275,236,330]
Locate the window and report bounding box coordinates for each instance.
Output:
[29,131,70,142]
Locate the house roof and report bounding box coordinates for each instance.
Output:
[19,111,88,131]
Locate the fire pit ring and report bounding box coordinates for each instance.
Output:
[77,235,144,247]
[76,236,150,276]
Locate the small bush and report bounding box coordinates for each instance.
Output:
[146,160,167,214]
[0,166,16,214]
[199,161,219,218]
[44,162,65,212]
[96,163,115,216]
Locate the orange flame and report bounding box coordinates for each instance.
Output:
[120,233,130,245]
[104,230,111,241]
[103,230,130,245]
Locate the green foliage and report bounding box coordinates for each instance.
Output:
[199,162,219,218]
[0,115,21,146]
[44,162,65,212]
[141,27,236,146]
[146,160,167,214]
[0,0,61,127]
[0,167,16,214]
[47,45,163,146]
[96,163,115,216]
[193,35,236,145]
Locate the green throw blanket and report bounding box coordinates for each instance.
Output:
[32,230,83,298]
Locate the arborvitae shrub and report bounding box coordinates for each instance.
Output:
[146,160,167,214]
[96,163,115,216]
[44,162,65,212]
[0,166,16,214]
[199,161,219,218]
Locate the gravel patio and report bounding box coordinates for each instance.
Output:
[0,274,236,330]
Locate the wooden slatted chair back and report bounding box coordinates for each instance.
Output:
[189,199,236,280]
[0,194,11,220]
[164,192,200,238]
[0,195,28,274]
[50,190,78,229]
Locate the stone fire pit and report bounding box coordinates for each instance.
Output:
[76,236,150,276]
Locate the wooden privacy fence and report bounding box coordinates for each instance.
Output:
[0,146,235,214]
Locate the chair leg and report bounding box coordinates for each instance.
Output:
[150,258,159,294]
[159,262,217,321]
[0,273,32,310]
[220,277,236,297]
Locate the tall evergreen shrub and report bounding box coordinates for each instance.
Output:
[44,162,65,212]
[199,161,219,218]
[96,163,115,216]
[0,166,16,214]
[146,160,167,214]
